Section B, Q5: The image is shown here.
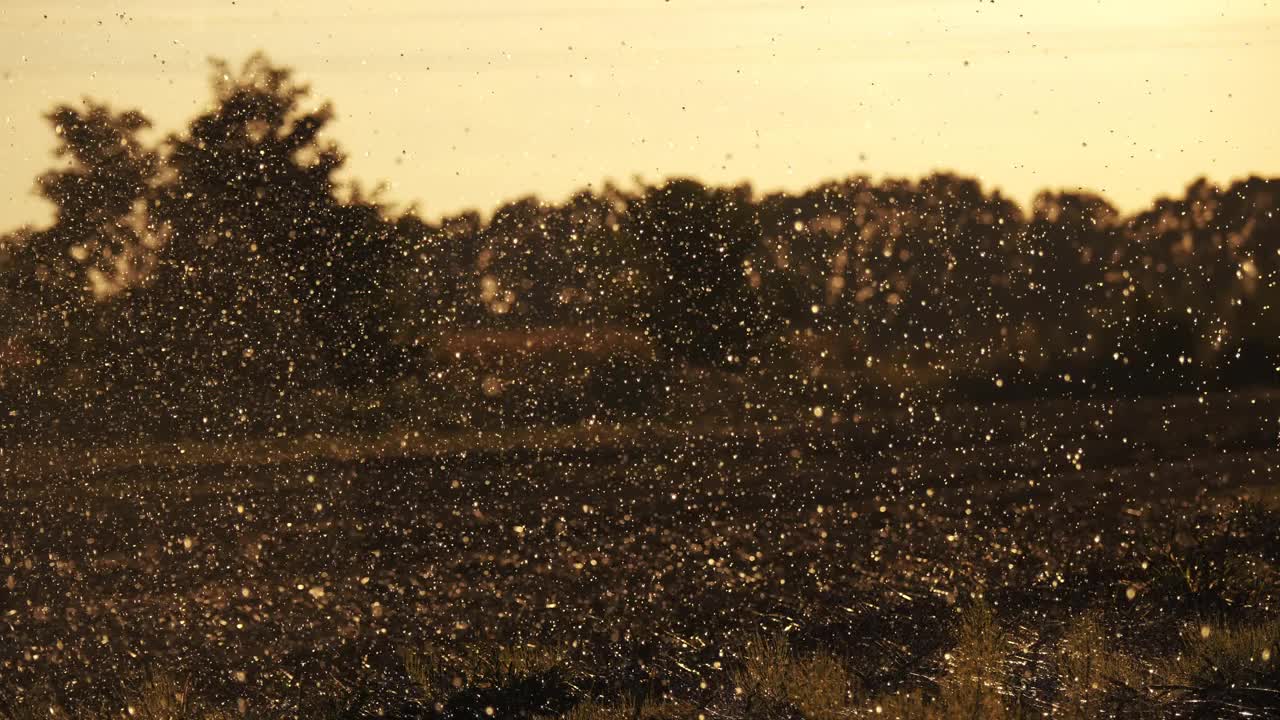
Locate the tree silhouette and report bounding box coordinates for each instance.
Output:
[36,103,161,299]
[0,103,160,410]
[627,179,775,368]
[114,54,402,422]
[0,53,1277,441]
[1019,190,1123,371]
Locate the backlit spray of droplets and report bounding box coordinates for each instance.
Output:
[0,53,1278,719]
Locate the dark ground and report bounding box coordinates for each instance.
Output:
[1,391,1278,717]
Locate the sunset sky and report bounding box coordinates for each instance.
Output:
[2,0,1278,227]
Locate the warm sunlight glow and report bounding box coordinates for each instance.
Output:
[2,0,1277,224]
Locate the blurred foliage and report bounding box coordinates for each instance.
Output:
[1,55,1278,441]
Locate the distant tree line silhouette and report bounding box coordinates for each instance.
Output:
[0,55,1276,439]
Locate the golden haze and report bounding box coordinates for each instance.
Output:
[1,0,1277,226]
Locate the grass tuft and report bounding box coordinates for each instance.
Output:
[403,639,576,716]
[1160,618,1280,715]
[1051,611,1146,719]
[733,632,858,719]
[936,600,1009,720]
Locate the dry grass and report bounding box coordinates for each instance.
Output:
[1,672,231,720]
[936,600,1008,719]
[1051,611,1146,719]
[868,601,1012,720]
[403,639,574,713]
[558,698,694,720]
[9,613,1280,719]
[733,632,858,719]
[1158,618,1280,714]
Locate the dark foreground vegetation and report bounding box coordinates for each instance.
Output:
[2,391,1279,718]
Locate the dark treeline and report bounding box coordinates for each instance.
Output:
[1,55,1277,441]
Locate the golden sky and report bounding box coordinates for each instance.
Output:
[2,0,1278,227]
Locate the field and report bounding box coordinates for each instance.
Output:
[2,391,1278,718]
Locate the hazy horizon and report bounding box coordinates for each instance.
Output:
[3,0,1278,227]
